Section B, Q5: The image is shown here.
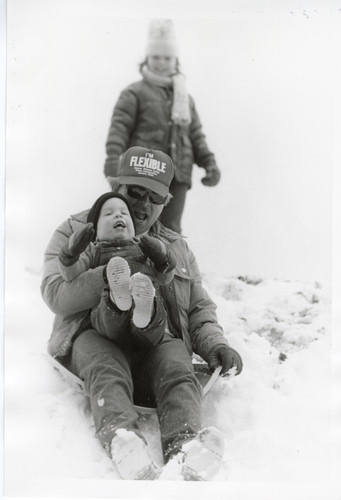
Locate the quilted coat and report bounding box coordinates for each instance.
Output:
[41,212,228,359]
[104,79,217,187]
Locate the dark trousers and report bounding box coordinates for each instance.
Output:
[159,178,188,234]
[65,330,202,461]
[91,287,166,350]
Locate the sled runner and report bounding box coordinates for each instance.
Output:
[48,354,222,415]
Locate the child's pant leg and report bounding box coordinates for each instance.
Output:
[130,295,167,349]
[159,179,188,233]
[92,288,167,350]
[91,287,132,347]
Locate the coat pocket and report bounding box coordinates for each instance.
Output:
[173,265,194,310]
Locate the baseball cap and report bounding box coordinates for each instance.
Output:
[118,146,174,197]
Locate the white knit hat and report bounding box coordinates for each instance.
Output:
[145,19,179,57]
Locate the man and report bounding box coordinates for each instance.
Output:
[41,146,243,481]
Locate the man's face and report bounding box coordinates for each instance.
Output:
[118,185,165,235]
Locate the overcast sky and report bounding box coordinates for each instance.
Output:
[4,0,341,287]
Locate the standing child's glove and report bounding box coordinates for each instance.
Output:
[138,235,176,273]
[201,164,221,186]
[207,344,243,376]
[59,223,95,267]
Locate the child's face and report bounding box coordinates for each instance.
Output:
[96,198,135,242]
[147,54,177,77]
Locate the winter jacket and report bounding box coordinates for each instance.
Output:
[41,212,228,359]
[104,79,217,188]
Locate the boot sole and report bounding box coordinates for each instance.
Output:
[130,273,155,329]
[107,257,132,311]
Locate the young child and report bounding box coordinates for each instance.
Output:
[58,192,176,350]
[104,19,221,234]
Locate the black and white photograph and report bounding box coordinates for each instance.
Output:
[2,0,341,499]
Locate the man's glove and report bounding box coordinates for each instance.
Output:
[207,344,243,376]
[201,164,221,187]
[59,223,95,267]
[138,234,176,273]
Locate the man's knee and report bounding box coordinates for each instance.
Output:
[150,340,199,388]
[163,355,194,380]
[71,329,132,378]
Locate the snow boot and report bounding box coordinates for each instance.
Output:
[181,427,225,481]
[129,273,155,329]
[107,256,132,311]
[111,429,159,480]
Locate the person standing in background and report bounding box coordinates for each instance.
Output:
[104,19,221,234]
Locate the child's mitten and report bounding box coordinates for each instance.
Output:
[138,235,176,273]
[59,223,95,266]
[201,164,221,187]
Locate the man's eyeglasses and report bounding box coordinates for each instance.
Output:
[126,185,167,205]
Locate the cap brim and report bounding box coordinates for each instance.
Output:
[119,176,169,197]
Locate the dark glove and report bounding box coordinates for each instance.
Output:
[207,344,243,376]
[201,164,221,187]
[59,223,95,267]
[138,234,176,273]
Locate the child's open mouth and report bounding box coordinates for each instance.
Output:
[113,221,126,229]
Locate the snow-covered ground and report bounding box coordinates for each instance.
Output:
[4,267,338,499]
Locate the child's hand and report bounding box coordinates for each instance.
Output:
[59,223,95,266]
[201,164,221,187]
[138,235,176,273]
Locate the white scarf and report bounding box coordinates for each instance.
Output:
[141,65,191,126]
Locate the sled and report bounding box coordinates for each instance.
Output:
[48,354,222,415]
